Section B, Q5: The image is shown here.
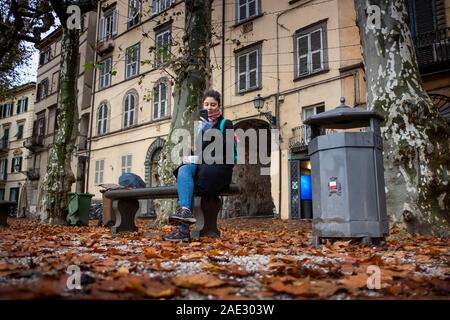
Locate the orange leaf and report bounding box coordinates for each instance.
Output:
[144,248,161,259]
[172,274,225,289]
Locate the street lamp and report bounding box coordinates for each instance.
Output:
[253,94,276,126]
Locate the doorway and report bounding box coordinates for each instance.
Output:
[289,158,313,219]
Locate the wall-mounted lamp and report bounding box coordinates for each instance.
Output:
[253,94,276,126]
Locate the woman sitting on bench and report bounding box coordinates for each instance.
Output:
[164,90,235,241]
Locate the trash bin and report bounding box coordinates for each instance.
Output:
[67,192,94,226]
[304,98,389,245]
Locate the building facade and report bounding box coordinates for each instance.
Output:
[24,12,98,215]
[0,82,36,203]
[24,0,450,220]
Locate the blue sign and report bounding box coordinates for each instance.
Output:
[300,175,312,200]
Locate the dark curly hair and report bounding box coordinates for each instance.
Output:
[203,89,221,106]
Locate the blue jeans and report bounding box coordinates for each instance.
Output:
[177,163,197,210]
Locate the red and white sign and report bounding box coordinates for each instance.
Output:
[328,181,337,189]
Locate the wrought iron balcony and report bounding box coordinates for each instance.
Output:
[413,28,450,73]
[289,125,311,152]
[25,168,40,181]
[97,36,115,55]
[23,135,44,153]
[289,126,339,152]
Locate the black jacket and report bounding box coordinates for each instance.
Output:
[173,115,234,196]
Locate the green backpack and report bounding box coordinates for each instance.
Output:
[219,118,238,164]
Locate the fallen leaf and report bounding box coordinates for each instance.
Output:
[172,274,225,289]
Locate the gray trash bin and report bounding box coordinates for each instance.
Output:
[304,98,389,245]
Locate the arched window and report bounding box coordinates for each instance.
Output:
[124,92,137,128]
[153,80,168,120]
[97,102,108,135]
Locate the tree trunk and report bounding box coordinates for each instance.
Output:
[155,0,212,226]
[40,27,79,224]
[354,0,450,236]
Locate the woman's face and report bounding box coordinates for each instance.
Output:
[203,97,220,115]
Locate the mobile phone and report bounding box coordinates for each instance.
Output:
[200,109,209,120]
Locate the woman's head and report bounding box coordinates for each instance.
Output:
[203,90,221,115]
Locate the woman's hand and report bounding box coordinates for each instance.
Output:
[199,117,212,131]
[182,156,191,164]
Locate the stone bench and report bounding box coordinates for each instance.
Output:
[0,201,17,227]
[104,184,240,238]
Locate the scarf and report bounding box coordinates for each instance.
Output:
[208,108,221,125]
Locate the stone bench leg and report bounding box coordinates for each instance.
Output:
[111,199,139,234]
[191,195,221,239]
[0,205,9,227]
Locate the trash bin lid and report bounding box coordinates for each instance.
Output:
[304,98,384,129]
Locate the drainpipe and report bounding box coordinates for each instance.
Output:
[221,0,225,115]
[86,6,101,193]
[276,0,314,218]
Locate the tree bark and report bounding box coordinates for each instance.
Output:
[155,0,212,226]
[354,0,450,236]
[40,26,79,224]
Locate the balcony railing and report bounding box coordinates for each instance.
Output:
[289,125,311,152]
[413,28,450,72]
[23,135,44,153]
[97,36,115,55]
[0,172,7,182]
[25,168,40,181]
[289,125,339,152]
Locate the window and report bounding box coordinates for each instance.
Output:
[2,128,9,147]
[97,103,108,135]
[295,22,328,79]
[121,155,132,174]
[16,124,24,140]
[100,58,112,89]
[153,80,168,120]
[123,93,136,128]
[152,0,173,15]
[37,79,49,100]
[34,154,41,170]
[16,98,28,114]
[95,159,105,185]
[125,44,140,79]
[99,9,118,41]
[37,117,46,137]
[0,188,4,200]
[9,187,19,202]
[0,159,7,180]
[0,103,13,118]
[302,104,325,142]
[155,28,171,65]
[39,49,51,66]
[128,0,141,28]
[51,71,60,93]
[236,0,259,23]
[11,156,22,173]
[236,45,261,93]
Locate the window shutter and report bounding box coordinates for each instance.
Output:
[414,0,436,34]
[248,51,258,88]
[160,83,166,116]
[113,9,118,35]
[99,16,105,40]
[238,55,247,91]
[152,0,158,15]
[153,86,159,119]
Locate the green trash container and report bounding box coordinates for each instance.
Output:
[67,193,94,226]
